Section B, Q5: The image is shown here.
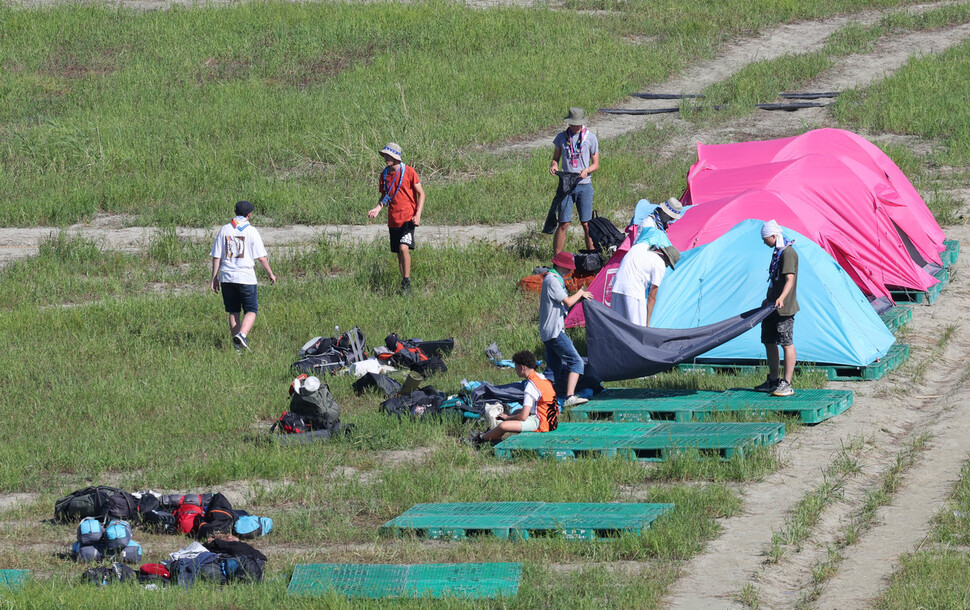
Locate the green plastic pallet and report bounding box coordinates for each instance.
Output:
[678,344,909,382]
[573,389,722,422]
[890,267,949,305]
[381,502,675,541]
[287,563,522,599]
[880,306,913,333]
[575,388,852,424]
[493,422,784,461]
[703,389,853,424]
[0,570,28,589]
[944,239,960,266]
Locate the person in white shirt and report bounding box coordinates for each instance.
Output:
[210,200,276,351]
[610,244,680,327]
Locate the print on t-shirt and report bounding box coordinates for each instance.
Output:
[226,236,246,259]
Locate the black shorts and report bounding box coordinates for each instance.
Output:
[761,312,794,346]
[221,283,258,314]
[389,221,416,253]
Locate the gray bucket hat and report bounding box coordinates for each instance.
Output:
[379,142,403,161]
[655,244,681,269]
[564,107,587,126]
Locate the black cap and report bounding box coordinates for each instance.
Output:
[235,200,254,216]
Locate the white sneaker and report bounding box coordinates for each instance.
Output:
[563,395,588,408]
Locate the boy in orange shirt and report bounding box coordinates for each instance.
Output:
[368,142,426,292]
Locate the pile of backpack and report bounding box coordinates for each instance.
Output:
[72,517,142,564]
[82,537,266,588]
[271,374,351,444]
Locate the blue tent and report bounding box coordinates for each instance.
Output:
[650,219,895,366]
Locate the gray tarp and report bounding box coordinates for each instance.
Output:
[583,299,775,381]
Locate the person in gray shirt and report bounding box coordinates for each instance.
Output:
[548,107,599,255]
[540,252,593,407]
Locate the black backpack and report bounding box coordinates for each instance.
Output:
[55,487,137,524]
[83,562,137,586]
[196,493,235,540]
[291,351,346,375]
[352,372,402,397]
[587,211,625,253]
[574,250,605,272]
[270,411,308,434]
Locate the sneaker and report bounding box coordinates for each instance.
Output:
[563,395,589,408]
[232,333,250,351]
[771,379,794,397]
[401,278,411,293]
[753,376,779,393]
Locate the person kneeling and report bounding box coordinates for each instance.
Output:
[477,351,558,447]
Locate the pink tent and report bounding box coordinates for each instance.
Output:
[667,189,891,301]
[565,226,635,328]
[682,152,938,292]
[687,128,945,265]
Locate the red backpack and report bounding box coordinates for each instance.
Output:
[174,503,204,535]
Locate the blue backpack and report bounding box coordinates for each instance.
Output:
[233,515,273,539]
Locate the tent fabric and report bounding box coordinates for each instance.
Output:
[687,128,944,265]
[681,153,938,292]
[652,220,896,366]
[584,299,774,381]
[565,225,635,328]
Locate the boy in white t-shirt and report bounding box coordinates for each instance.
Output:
[210,200,277,350]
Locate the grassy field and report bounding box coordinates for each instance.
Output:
[1,0,969,606]
[0,0,942,227]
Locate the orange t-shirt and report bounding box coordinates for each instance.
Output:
[378,164,421,228]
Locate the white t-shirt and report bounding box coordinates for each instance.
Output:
[611,243,666,300]
[210,217,267,285]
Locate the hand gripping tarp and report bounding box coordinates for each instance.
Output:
[583,299,774,381]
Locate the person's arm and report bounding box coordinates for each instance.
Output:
[211,257,221,292]
[412,181,426,226]
[562,288,592,309]
[581,151,600,179]
[775,273,795,308]
[369,174,385,218]
[256,256,277,285]
[550,145,562,175]
[367,203,384,218]
[646,284,658,327]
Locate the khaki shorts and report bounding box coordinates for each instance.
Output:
[521,415,540,432]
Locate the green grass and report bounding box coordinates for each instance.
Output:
[0,0,940,227]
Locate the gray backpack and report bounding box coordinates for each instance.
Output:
[289,383,340,432]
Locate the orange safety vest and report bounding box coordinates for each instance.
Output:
[526,370,558,432]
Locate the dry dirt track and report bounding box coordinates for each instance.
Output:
[3,2,970,607]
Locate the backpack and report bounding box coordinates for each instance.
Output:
[171,552,223,587]
[352,372,401,397]
[574,250,605,272]
[411,357,447,377]
[221,555,264,583]
[334,326,367,363]
[104,520,132,552]
[270,411,308,434]
[174,503,204,535]
[233,514,274,539]
[77,517,104,546]
[195,493,235,539]
[289,384,341,432]
[291,351,346,375]
[142,509,178,535]
[54,486,137,523]
[298,336,334,358]
[83,562,137,586]
[160,493,212,511]
[587,211,625,253]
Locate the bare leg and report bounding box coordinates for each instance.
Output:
[580,221,594,251]
[782,344,797,382]
[398,245,411,279]
[482,419,525,441]
[554,223,569,255]
[566,371,580,397]
[238,312,257,337]
[765,343,781,380]
[228,312,242,336]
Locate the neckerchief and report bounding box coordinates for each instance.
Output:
[380,163,406,206]
[547,268,567,289]
[565,128,587,160]
[231,216,250,231]
[650,209,668,232]
[768,238,795,285]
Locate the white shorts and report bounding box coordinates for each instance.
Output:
[611,293,647,326]
[520,415,540,432]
